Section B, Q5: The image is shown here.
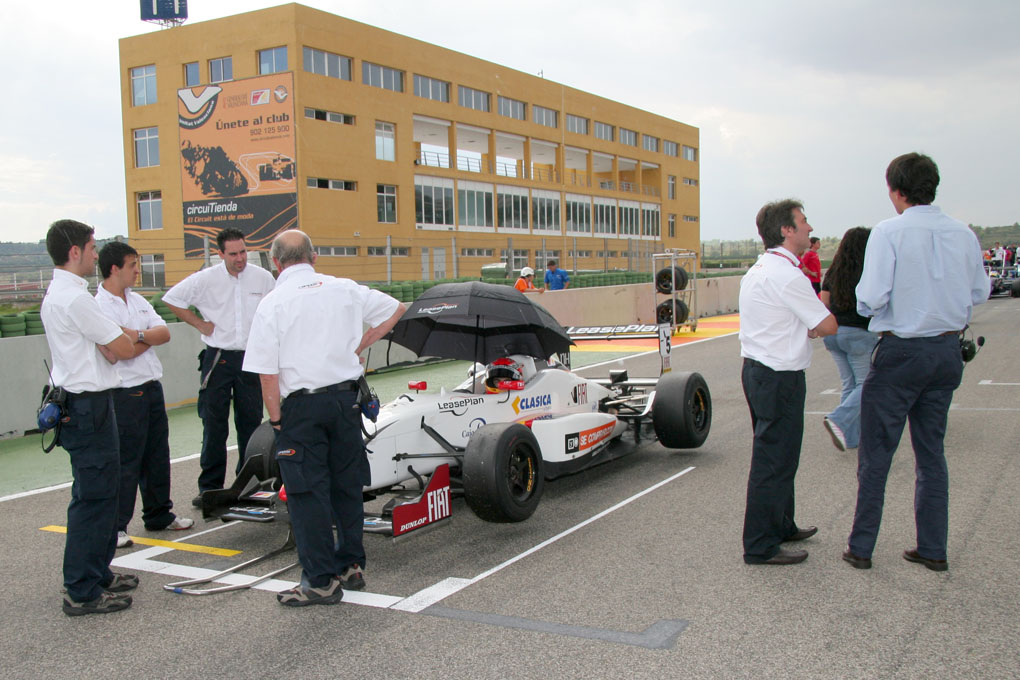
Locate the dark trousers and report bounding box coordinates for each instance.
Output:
[276,389,369,588]
[848,334,962,560]
[61,391,120,602]
[741,359,806,562]
[113,381,175,531]
[197,348,263,492]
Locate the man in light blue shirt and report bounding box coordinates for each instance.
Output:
[844,153,989,573]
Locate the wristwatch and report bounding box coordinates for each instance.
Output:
[137,330,145,343]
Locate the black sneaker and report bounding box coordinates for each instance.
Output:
[340,564,365,591]
[62,591,132,617]
[191,495,203,508]
[105,572,139,593]
[276,578,343,607]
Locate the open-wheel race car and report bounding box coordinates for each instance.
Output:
[985,261,1020,298]
[196,282,712,538]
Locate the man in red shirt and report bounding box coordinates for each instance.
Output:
[800,237,822,294]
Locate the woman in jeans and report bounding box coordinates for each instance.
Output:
[820,227,877,451]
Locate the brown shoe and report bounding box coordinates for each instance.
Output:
[746,548,808,565]
[903,549,948,572]
[842,549,872,569]
[783,526,818,542]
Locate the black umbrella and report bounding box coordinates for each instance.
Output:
[388,281,573,364]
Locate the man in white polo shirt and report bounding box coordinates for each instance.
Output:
[41,219,139,616]
[96,242,194,549]
[162,228,276,503]
[739,200,836,565]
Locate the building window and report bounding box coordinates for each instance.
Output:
[500,248,531,271]
[362,61,404,92]
[184,62,200,87]
[415,176,455,226]
[594,121,614,142]
[668,175,676,200]
[457,181,494,228]
[683,214,699,222]
[367,246,409,257]
[683,177,699,187]
[619,201,640,236]
[641,204,661,236]
[304,107,355,125]
[566,114,589,135]
[210,56,233,83]
[642,134,659,153]
[668,214,676,238]
[532,190,561,232]
[461,248,495,258]
[140,254,165,287]
[133,127,159,168]
[259,46,287,75]
[569,249,593,259]
[533,105,558,128]
[497,96,526,121]
[377,184,397,223]
[414,74,450,102]
[682,145,698,162]
[663,140,678,157]
[137,191,162,230]
[314,246,358,257]
[565,194,592,234]
[593,198,617,234]
[307,177,357,191]
[597,250,619,258]
[130,65,157,106]
[375,122,395,161]
[458,85,490,112]
[620,128,637,146]
[496,185,529,230]
[303,46,352,80]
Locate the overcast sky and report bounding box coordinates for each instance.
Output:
[2,0,1018,244]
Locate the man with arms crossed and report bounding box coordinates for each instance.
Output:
[96,242,194,549]
[41,220,139,615]
[244,231,404,606]
[843,153,989,571]
[162,228,276,504]
[740,200,836,565]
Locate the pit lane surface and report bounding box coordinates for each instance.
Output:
[2,301,1018,679]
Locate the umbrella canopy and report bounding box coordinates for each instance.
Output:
[388,281,573,364]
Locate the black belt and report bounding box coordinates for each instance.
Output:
[879,330,959,338]
[288,381,359,397]
[66,389,112,401]
[207,347,245,355]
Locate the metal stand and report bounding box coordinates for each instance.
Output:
[651,249,698,333]
[163,530,298,596]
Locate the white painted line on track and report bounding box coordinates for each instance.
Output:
[576,330,739,373]
[391,465,696,613]
[978,379,1020,386]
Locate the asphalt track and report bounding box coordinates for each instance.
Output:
[2,302,1018,679]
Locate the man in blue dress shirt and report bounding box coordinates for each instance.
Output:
[544,260,570,290]
[843,153,989,572]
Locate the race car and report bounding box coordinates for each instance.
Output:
[196,281,712,538]
[985,261,1020,297]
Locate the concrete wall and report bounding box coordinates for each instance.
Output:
[0,276,740,437]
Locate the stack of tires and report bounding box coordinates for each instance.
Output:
[0,312,27,338]
[147,294,181,323]
[24,310,45,336]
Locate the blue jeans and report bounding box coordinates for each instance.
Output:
[822,326,878,448]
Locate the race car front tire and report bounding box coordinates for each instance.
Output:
[652,371,712,449]
[462,423,545,523]
[1011,279,1020,298]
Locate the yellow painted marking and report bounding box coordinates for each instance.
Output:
[39,525,241,557]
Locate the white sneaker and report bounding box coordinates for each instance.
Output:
[165,517,195,531]
[823,417,847,452]
[116,531,133,549]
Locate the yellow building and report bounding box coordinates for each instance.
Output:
[119,3,700,286]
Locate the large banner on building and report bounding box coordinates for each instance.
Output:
[177,73,297,256]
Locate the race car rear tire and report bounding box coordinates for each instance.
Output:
[652,371,711,449]
[462,423,545,523]
[243,422,279,482]
[1011,279,1020,298]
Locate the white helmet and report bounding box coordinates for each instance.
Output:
[520,267,535,277]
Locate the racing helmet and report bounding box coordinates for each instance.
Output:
[520,266,535,277]
[485,357,523,391]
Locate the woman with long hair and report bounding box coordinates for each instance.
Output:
[820,227,877,451]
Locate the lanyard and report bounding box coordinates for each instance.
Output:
[767,249,799,268]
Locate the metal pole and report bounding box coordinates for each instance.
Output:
[603,238,608,272]
[203,235,210,267]
[386,235,393,284]
[572,237,577,275]
[452,236,458,279]
[506,237,513,278]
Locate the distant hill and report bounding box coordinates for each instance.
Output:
[972,224,1020,248]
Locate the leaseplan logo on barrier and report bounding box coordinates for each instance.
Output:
[512,393,551,415]
[178,86,223,130]
[418,302,459,315]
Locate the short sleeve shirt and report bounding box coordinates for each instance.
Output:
[739,248,831,371]
[41,269,124,393]
[162,262,276,350]
[243,264,401,397]
[95,282,167,387]
[544,268,570,290]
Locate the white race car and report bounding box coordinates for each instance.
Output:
[203,354,711,537]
